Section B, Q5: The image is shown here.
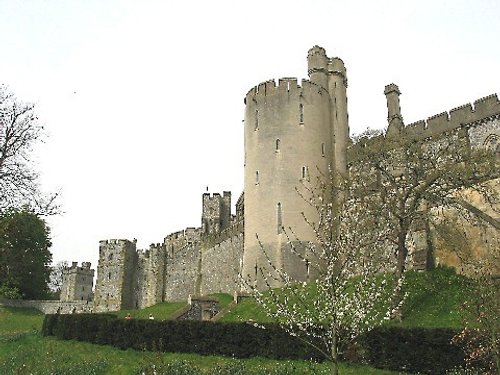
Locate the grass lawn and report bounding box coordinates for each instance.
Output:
[0,304,403,374]
[222,267,467,329]
[1,268,466,374]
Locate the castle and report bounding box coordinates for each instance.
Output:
[75,46,498,313]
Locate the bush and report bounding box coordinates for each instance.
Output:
[0,283,23,299]
[361,326,465,374]
[42,315,322,361]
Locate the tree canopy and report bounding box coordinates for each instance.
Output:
[0,84,58,215]
[0,209,52,299]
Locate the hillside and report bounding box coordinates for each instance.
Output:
[0,267,469,374]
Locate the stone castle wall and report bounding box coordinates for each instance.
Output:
[135,244,166,309]
[200,229,244,296]
[404,94,500,139]
[163,242,201,301]
[92,47,499,312]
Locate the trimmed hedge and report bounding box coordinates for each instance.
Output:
[42,314,322,361]
[361,326,465,374]
[42,315,467,373]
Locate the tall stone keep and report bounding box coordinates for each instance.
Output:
[60,261,95,302]
[242,46,349,287]
[201,192,232,235]
[93,239,137,312]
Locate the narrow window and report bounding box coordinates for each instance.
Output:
[108,272,111,280]
[305,259,310,279]
[255,170,259,185]
[321,143,325,156]
[277,202,283,234]
[299,103,304,124]
[275,138,280,152]
[301,166,308,180]
[255,110,259,130]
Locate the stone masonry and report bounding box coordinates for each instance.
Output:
[60,261,94,302]
[93,46,499,312]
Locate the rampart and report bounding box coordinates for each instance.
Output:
[404,94,500,139]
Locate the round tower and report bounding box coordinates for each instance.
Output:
[242,77,331,288]
[328,57,349,178]
[307,46,329,90]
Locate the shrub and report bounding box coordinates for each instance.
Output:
[361,326,465,374]
[42,315,322,361]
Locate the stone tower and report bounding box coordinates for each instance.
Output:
[384,83,404,137]
[242,46,350,287]
[93,239,137,312]
[201,192,231,235]
[60,261,95,302]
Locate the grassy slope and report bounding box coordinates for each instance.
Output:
[222,267,468,328]
[0,308,397,374]
[395,267,467,328]
[0,268,464,374]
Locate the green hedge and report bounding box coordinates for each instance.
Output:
[42,315,467,373]
[42,314,322,361]
[361,326,465,374]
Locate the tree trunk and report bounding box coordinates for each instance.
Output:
[392,229,408,320]
[331,332,339,375]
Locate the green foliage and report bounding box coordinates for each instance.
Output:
[43,314,323,360]
[0,209,52,299]
[0,283,23,299]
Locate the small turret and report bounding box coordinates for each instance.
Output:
[328,55,349,178]
[307,46,329,89]
[384,83,404,136]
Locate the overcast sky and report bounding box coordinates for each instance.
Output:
[0,0,499,270]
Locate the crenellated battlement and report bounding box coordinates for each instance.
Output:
[404,93,500,138]
[99,239,135,246]
[66,261,93,271]
[244,78,328,104]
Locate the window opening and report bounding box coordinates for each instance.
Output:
[255,110,259,130]
[321,143,325,156]
[299,103,304,124]
[277,202,283,234]
[255,170,259,185]
[275,139,280,152]
[301,166,309,180]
